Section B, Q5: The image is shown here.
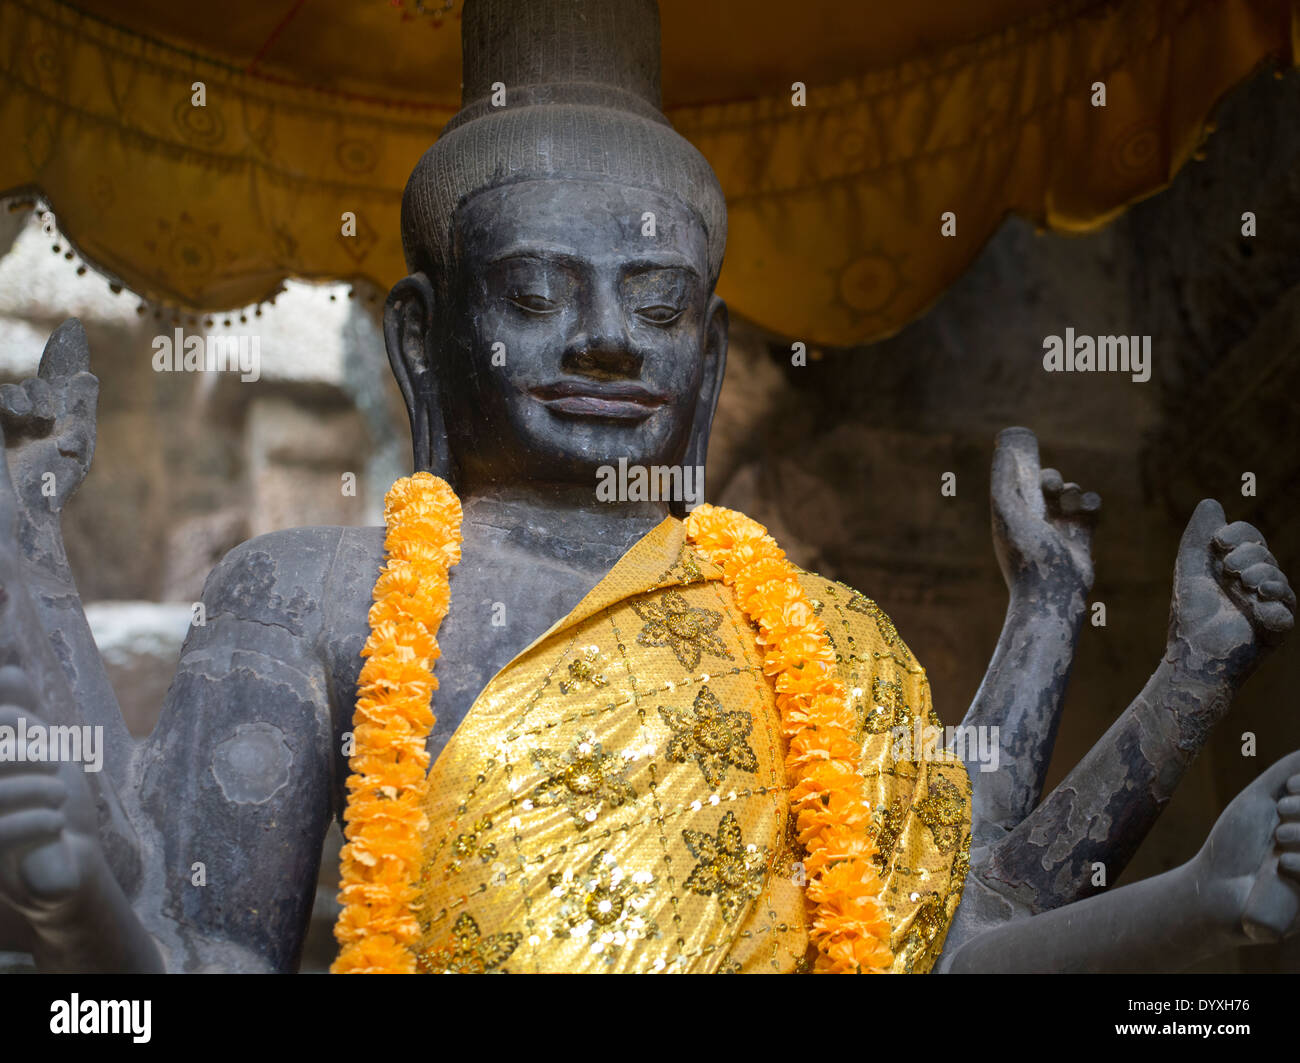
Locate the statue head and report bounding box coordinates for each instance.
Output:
[384,0,728,512]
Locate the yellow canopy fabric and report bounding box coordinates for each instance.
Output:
[1,0,1295,345]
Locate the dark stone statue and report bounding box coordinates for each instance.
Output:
[0,0,1296,973]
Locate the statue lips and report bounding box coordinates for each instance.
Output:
[530,380,667,422]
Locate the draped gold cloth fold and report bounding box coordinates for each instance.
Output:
[413,518,970,973]
[1,0,1294,344]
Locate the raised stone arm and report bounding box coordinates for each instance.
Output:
[960,427,1099,846]
[983,497,1295,912]
[0,409,160,970]
[0,320,138,874]
[0,319,345,972]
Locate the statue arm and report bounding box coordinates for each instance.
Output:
[960,429,1098,842]
[982,499,1294,912]
[943,859,1233,972]
[943,750,1300,972]
[4,528,345,972]
[0,321,141,887]
[128,530,344,972]
[0,528,163,970]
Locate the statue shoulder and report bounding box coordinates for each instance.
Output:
[791,569,921,669]
[790,568,938,726]
[200,525,381,641]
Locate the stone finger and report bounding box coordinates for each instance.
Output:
[37,319,90,381]
[1239,562,1284,592]
[0,807,64,847]
[1253,600,1294,639]
[1057,483,1091,517]
[1281,852,1300,878]
[1280,795,1300,820]
[24,377,54,423]
[1223,542,1278,575]
[0,775,65,810]
[0,383,32,420]
[1040,468,1064,495]
[1258,578,1297,611]
[991,428,1045,524]
[1213,521,1265,553]
[1277,822,1300,848]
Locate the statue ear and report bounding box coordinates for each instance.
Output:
[673,294,728,518]
[383,272,455,484]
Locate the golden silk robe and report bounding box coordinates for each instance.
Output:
[413,517,971,973]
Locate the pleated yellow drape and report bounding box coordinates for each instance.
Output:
[1,0,1294,344]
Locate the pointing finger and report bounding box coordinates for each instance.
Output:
[37,319,90,381]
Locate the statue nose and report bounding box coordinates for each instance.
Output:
[563,296,641,378]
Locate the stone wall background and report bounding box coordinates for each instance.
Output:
[0,64,1296,973]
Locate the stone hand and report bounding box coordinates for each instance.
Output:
[1191,751,1300,944]
[990,426,1100,595]
[0,665,101,924]
[1167,499,1294,681]
[0,318,98,575]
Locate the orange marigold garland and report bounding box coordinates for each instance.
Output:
[684,503,894,973]
[331,472,462,974]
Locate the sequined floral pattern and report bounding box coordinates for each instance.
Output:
[659,685,759,787]
[632,590,732,670]
[530,730,637,829]
[415,913,522,974]
[559,645,608,695]
[915,775,965,853]
[682,811,770,922]
[547,850,659,960]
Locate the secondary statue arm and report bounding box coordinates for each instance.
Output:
[0,322,342,972]
[959,427,1099,846]
[983,497,1295,911]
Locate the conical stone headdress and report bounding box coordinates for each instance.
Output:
[401,0,727,293]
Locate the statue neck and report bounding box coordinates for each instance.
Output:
[457,482,671,576]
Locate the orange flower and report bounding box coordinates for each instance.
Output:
[332,473,462,975]
[686,503,894,973]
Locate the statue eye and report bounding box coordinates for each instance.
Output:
[509,293,559,314]
[635,303,684,326]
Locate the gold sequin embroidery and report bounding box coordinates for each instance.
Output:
[632,590,733,670]
[530,730,637,830]
[547,850,659,961]
[866,676,904,733]
[415,912,522,974]
[872,797,905,871]
[559,645,608,695]
[659,685,759,787]
[915,774,965,853]
[682,810,770,923]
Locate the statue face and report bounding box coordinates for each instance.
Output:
[440,177,720,490]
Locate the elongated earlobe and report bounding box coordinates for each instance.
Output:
[383,272,455,483]
[673,295,728,517]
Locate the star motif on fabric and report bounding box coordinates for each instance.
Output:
[681,811,770,922]
[531,730,637,830]
[658,685,758,787]
[631,590,732,671]
[914,774,964,853]
[547,849,658,961]
[415,912,521,974]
